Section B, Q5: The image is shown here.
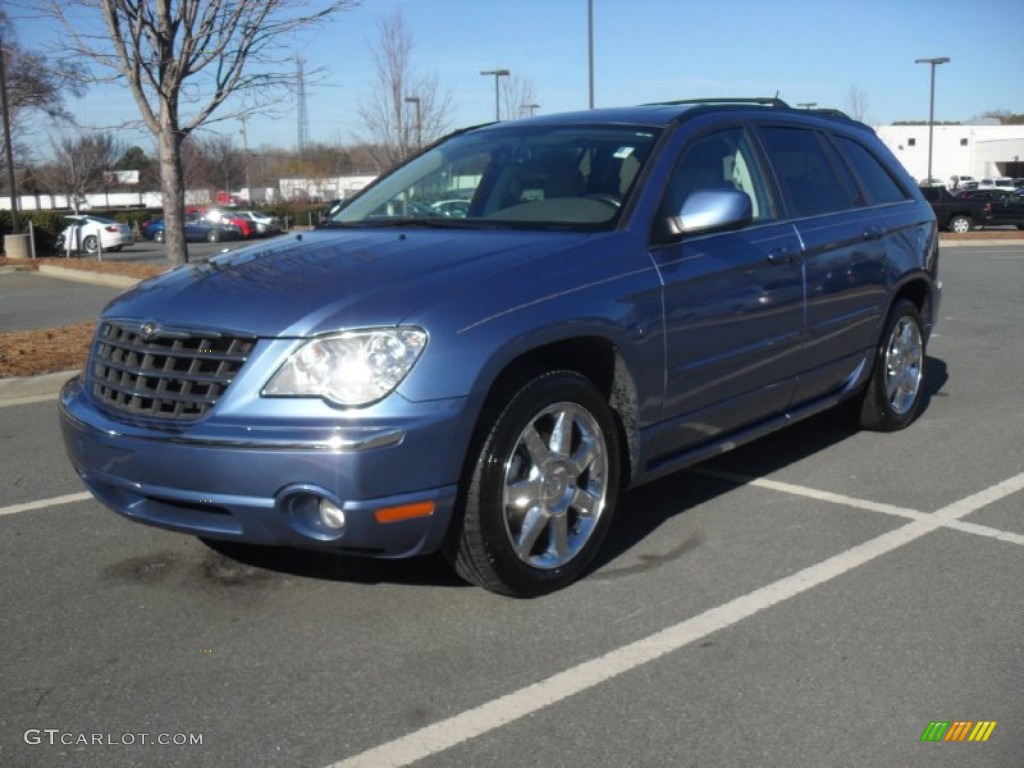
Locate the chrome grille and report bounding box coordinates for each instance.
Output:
[89,322,255,421]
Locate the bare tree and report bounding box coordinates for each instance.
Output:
[357,8,453,172]
[0,10,85,180]
[41,131,122,212]
[46,0,358,264]
[199,133,245,194]
[845,85,870,123]
[501,74,539,121]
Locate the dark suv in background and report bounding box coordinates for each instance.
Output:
[61,98,941,597]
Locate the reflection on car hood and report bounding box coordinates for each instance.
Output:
[103,229,592,337]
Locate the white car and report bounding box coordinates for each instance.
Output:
[978,177,1017,190]
[234,210,283,236]
[57,215,134,255]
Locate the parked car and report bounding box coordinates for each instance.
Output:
[982,190,1024,228]
[143,216,243,243]
[60,98,941,597]
[186,206,256,238]
[918,186,990,232]
[55,215,134,254]
[234,210,284,236]
[977,177,1017,190]
[949,174,976,190]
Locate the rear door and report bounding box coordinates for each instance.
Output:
[754,124,892,406]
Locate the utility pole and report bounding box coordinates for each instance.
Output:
[0,35,20,233]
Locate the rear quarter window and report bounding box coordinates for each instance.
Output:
[833,136,909,205]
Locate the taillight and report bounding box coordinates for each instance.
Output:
[984,203,992,213]
[104,225,119,232]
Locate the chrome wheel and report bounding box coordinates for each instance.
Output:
[502,402,610,570]
[950,215,971,234]
[448,371,620,596]
[884,317,923,416]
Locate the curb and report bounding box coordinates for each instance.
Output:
[36,264,142,288]
[0,369,78,408]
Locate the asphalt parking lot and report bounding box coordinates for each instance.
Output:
[1,242,1021,768]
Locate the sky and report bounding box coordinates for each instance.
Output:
[7,0,1024,157]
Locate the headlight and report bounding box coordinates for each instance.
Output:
[263,328,427,406]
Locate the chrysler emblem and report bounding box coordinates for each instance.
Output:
[140,322,159,340]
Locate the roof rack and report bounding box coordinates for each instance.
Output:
[646,97,791,109]
[810,107,852,119]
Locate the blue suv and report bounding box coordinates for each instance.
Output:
[60,99,941,596]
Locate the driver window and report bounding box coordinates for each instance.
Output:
[660,128,774,224]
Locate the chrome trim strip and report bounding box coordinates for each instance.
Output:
[60,391,404,453]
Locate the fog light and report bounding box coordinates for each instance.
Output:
[319,498,346,530]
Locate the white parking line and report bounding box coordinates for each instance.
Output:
[325,472,1024,768]
[0,492,93,518]
[694,468,1024,547]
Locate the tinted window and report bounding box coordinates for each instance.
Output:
[659,127,775,224]
[332,125,661,231]
[758,126,854,217]
[834,136,908,205]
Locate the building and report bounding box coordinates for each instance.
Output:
[875,123,1024,186]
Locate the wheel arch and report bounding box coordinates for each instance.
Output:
[465,335,641,491]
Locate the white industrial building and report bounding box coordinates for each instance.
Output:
[875,123,1024,186]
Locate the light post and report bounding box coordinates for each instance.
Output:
[480,69,510,121]
[522,103,540,117]
[915,56,950,184]
[404,96,421,150]
[796,102,817,109]
[587,0,595,108]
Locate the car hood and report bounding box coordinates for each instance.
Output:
[103,228,597,337]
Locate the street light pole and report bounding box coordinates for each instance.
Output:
[522,103,540,117]
[796,102,817,109]
[404,96,421,150]
[915,56,950,184]
[480,69,510,121]
[587,0,595,109]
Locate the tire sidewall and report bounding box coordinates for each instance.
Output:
[862,299,926,430]
[466,372,620,596]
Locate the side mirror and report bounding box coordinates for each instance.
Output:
[660,188,753,241]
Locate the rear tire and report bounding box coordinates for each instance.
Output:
[854,299,926,431]
[154,230,165,243]
[948,215,971,234]
[446,371,620,597]
[207,229,221,243]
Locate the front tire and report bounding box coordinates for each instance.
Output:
[206,229,221,243]
[448,371,620,597]
[948,215,971,234]
[854,299,926,431]
[153,230,165,243]
[82,235,99,254]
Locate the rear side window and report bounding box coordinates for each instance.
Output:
[833,136,909,205]
[758,126,854,217]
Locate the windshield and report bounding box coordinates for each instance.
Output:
[329,123,661,231]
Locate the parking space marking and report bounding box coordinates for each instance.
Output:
[0,492,92,518]
[325,471,1024,768]
[694,469,1024,547]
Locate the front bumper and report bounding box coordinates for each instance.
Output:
[59,377,476,558]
